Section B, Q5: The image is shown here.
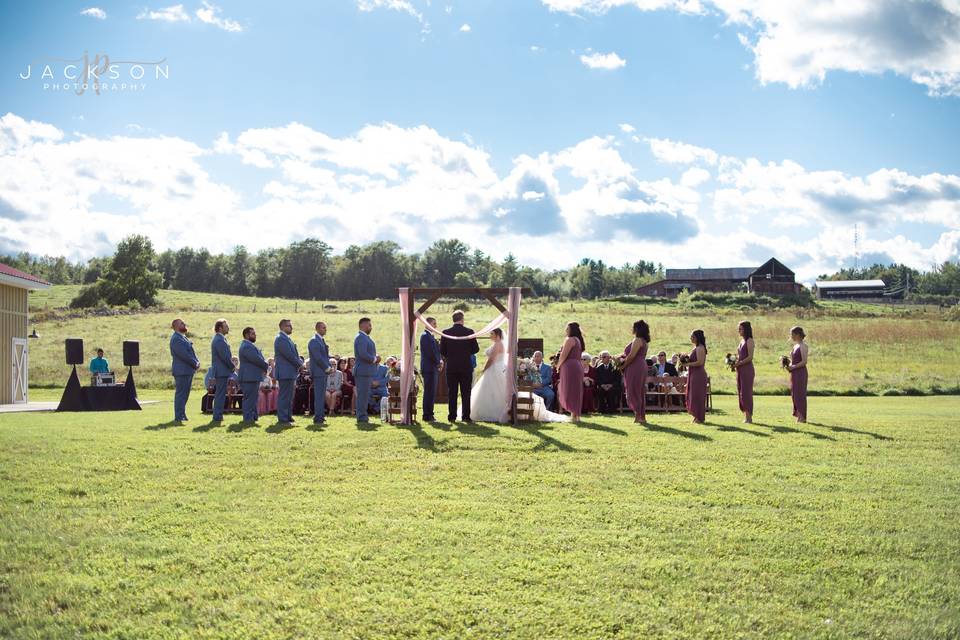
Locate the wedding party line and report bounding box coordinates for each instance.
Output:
[161,311,811,427]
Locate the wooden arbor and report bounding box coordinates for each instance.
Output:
[396,287,530,425]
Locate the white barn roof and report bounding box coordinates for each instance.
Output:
[815,279,886,289]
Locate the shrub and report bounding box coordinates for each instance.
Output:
[69,284,104,309]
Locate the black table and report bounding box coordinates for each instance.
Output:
[57,367,141,412]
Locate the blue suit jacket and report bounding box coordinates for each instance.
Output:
[419,331,441,373]
[353,331,377,377]
[170,332,200,376]
[210,333,234,378]
[539,363,553,389]
[274,332,303,381]
[238,340,268,383]
[308,334,331,377]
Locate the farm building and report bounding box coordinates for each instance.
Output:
[0,264,50,404]
[636,257,802,298]
[814,279,887,300]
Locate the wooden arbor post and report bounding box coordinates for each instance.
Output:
[397,287,530,425]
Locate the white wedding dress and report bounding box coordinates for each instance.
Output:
[470,346,569,423]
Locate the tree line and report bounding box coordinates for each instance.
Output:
[1,236,663,307]
[817,262,960,299]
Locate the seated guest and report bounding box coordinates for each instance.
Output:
[530,351,556,410]
[581,352,596,415]
[293,364,312,414]
[229,356,240,382]
[595,350,622,413]
[262,358,277,388]
[89,348,110,374]
[339,358,355,414]
[646,358,657,378]
[325,357,343,416]
[655,351,679,377]
[369,355,389,411]
[204,366,216,392]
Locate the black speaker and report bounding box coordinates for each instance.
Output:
[65,338,84,365]
[123,341,140,367]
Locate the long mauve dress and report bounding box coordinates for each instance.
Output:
[736,339,754,415]
[622,341,648,421]
[790,343,808,421]
[558,340,584,414]
[685,347,708,422]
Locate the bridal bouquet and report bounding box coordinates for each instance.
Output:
[678,354,691,372]
[516,357,540,385]
[780,355,791,370]
[724,352,737,372]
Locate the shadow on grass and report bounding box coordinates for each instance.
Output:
[264,421,295,434]
[508,424,582,453]
[457,422,500,438]
[144,420,183,431]
[576,421,627,436]
[397,422,442,452]
[753,422,836,441]
[641,421,713,442]
[228,420,259,433]
[193,420,224,433]
[356,420,378,432]
[713,423,771,438]
[809,422,894,441]
[305,422,326,432]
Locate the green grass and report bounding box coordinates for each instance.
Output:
[25,287,960,396]
[1,395,958,638]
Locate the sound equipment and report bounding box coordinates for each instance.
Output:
[65,338,84,365]
[123,340,140,367]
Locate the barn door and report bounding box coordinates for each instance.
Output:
[11,337,28,404]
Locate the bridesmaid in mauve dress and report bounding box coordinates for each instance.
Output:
[557,322,586,421]
[788,325,809,423]
[620,320,650,424]
[685,329,708,423]
[735,320,756,423]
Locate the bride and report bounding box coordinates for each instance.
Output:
[471,328,569,423]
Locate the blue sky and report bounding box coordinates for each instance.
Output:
[2,0,959,281]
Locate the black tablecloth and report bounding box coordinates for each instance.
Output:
[57,367,141,411]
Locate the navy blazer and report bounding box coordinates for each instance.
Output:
[210,333,234,379]
[353,331,377,377]
[274,332,303,381]
[419,330,441,373]
[308,334,331,378]
[170,332,199,376]
[238,340,268,383]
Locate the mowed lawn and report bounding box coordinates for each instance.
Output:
[1,395,958,639]
[26,288,960,395]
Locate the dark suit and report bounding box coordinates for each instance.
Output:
[419,330,442,421]
[595,363,622,413]
[440,323,479,421]
[655,362,679,377]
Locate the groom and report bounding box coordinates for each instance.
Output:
[440,310,480,423]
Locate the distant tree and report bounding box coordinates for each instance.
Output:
[96,235,162,306]
[422,239,471,287]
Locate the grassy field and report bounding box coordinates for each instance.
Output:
[1,394,958,638]
[25,287,960,396]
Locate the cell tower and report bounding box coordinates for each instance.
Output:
[853,223,861,272]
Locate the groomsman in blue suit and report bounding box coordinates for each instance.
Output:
[238,326,268,423]
[308,321,333,424]
[210,318,234,422]
[353,317,377,423]
[274,318,303,425]
[419,317,442,421]
[169,318,200,422]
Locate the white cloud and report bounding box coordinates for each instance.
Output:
[195,1,243,32]
[459,23,471,32]
[543,0,960,97]
[137,4,191,23]
[356,0,431,35]
[580,51,626,70]
[80,7,106,19]
[2,113,957,280]
[646,137,719,165]
[618,123,636,133]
